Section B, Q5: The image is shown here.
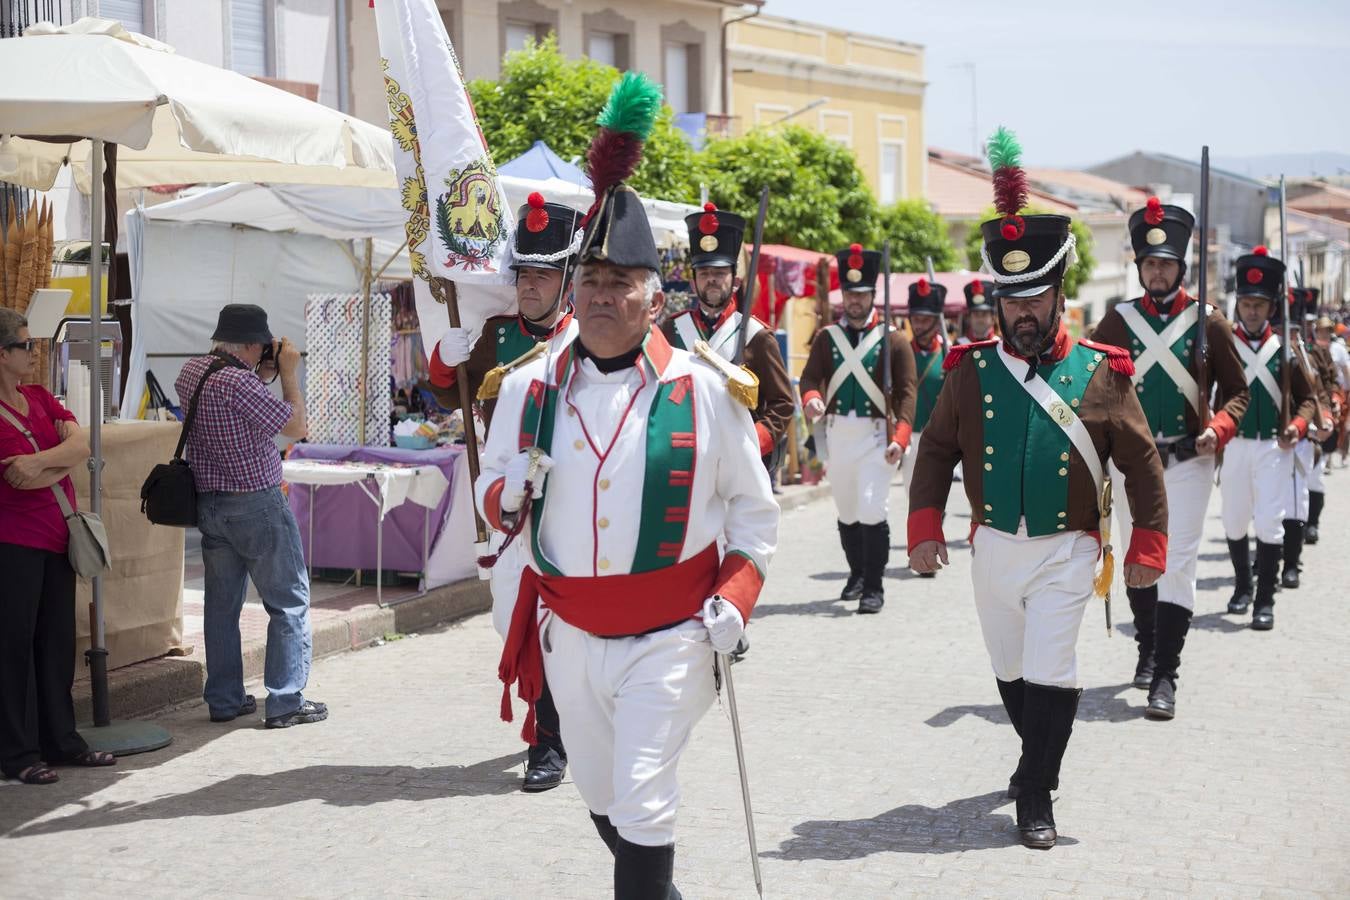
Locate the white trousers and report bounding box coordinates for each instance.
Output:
[1220,437,1293,543]
[1308,441,1327,493]
[488,531,525,640]
[541,616,715,847]
[901,430,922,493]
[1286,440,1314,519]
[969,524,1099,688]
[1109,455,1213,613]
[826,414,898,525]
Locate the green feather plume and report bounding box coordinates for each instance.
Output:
[985,126,1022,172]
[596,71,663,140]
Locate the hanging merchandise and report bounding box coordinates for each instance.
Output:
[305,292,393,446]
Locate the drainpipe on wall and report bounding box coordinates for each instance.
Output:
[335,0,351,113]
[720,4,761,118]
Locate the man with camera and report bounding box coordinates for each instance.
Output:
[174,304,325,729]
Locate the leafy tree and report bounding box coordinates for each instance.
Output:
[875,200,957,273]
[963,206,1096,298]
[467,36,703,204]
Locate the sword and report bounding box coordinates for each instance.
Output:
[881,240,894,437]
[711,599,763,898]
[733,186,772,366]
[1195,146,1212,430]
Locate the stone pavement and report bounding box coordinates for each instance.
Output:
[3,473,1349,898]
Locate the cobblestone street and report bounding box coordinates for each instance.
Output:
[3,476,1348,899]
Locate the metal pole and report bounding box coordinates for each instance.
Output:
[717,651,763,898]
[87,138,110,728]
[358,237,373,446]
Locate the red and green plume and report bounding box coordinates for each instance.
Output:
[986,126,1028,239]
[583,71,663,225]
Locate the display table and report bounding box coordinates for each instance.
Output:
[74,420,186,670]
[286,443,477,593]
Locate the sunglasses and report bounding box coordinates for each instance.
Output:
[3,340,34,352]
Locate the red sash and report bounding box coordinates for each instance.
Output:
[497,543,719,743]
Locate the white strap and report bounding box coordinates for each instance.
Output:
[994,342,1104,497]
[823,324,888,415]
[1117,302,1201,415]
[673,311,763,359]
[672,314,701,352]
[1234,335,1282,404]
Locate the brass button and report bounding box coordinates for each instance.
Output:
[599,479,611,490]
[598,517,610,529]
[985,445,994,455]
[1058,511,1067,518]
[573,439,585,450]
[598,558,611,570]
[1070,398,1080,408]
[984,462,993,471]
[1060,452,1069,462]
[984,394,993,403]
[1056,523,1066,530]
[1137,384,1145,393]
[1086,363,1097,372]
[985,410,994,419]
[984,503,993,511]
[979,360,987,368]
[1058,467,1068,476]
[1094,353,1103,361]
[973,351,982,359]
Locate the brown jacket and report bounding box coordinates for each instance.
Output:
[907,331,1169,570]
[1091,295,1250,445]
[1304,341,1342,423]
[798,313,918,447]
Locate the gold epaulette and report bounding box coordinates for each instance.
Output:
[477,341,548,401]
[692,339,759,410]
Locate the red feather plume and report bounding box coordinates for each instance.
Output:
[1144,196,1165,225]
[992,166,1028,219]
[581,128,642,227]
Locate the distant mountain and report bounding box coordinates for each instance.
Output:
[1212,153,1350,180]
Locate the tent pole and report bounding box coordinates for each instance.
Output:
[358,237,373,445]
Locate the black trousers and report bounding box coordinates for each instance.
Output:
[0,542,87,776]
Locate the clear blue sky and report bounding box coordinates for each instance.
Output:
[759,0,1350,168]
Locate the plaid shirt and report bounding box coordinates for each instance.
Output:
[175,354,292,493]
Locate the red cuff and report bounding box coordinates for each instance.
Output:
[714,551,765,623]
[428,342,459,389]
[1125,526,1167,572]
[482,477,508,531]
[893,420,912,450]
[754,422,774,457]
[801,389,822,407]
[1209,410,1237,448]
[907,506,945,552]
[1292,416,1308,439]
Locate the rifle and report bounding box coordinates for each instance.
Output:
[732,186,771,366]
[926,254,949,354]
[1195,146,1212,430]
[881,240,894,437]
[1279,176,1293,432]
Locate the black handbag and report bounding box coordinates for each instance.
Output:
[140,357,232,526]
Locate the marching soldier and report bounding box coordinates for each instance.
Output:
[428,191,581,793]
[799,246,917,613]
[1307,313,1347,543]
[908,129,1168,849]
[661,203,795,466]
[1219,247,1317,630]
[486,74,778,898]
[1090,197,1249,720]
[956,279,998,345]
[901,277,948,581]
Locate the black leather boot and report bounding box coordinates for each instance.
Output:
[614,838,675,900]
[523,680,567,792]
[1145,602,1191,721]
[1281,520,1304,589]
[1013,683,1081,850]
[1306,491,1325,544]
[837,521,865,603]
[857,522,889,614]
[1252,540,1280,631]
[591,812,620,854]
[1127,586,1157,689]
[996,678,1026,799]
[1227,537,1253,614]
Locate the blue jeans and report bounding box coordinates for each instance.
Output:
[197,488,312,719]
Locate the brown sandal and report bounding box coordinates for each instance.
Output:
[63,750,116,767]
[16,764,59,785]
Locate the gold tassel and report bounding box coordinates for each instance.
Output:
[1094,545,1114,598]
[729,364,759,410]
[476,341,547,401]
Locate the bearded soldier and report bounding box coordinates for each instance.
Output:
[427,192,580,793]
[901,277,948,581]
[1220,248,1317,630]
[1090,197,1249,721]
[485,74,778,898]
[957,278,998,345]
[661,203,794,466]
[799,245,917,613]
[908,128,1168,850]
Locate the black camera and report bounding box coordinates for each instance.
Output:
[259,341,276,365]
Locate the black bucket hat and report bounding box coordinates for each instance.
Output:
[211,304,272,345]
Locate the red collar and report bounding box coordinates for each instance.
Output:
[1237,322,1274,345]
[1138,289,1190,319]
[518,309,574,341]
[965,329,994,342]
[1001,324,1071,363]
[842,309,880,331]
[911,334,943,354]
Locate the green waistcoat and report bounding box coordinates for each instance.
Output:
[914,347,945,432]
[828,325,885,418]
[1126,306,1197,439]
[1237,348,1283,440]
[490,318,538,366]
[975,343,1101,537]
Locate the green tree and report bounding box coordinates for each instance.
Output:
[467,36,703,204]
[875,200,957,273]
[963,207,1096,298]
[702,126,878,253]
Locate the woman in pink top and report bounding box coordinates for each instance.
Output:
[0,308,115,784]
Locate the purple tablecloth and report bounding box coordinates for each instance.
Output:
[286,443,464,572]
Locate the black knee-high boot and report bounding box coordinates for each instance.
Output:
[837,521,865,602]
[857,522,889,614]
[1145,602,1191,721]
[1013,683,1081,850]
[1281,520,1304,588]
[996,678,1026,798]
[1306,491,1325,543]
[1126,586,1157,689]
[1227,538,1252,614]
[592,812,620,854]
[1253,540,1281,630]
[614,837,675,900]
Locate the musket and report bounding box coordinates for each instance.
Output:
[1279,176,1293,432]
[1195,146,1212,430]
[881,240,894,436]
[926,254,949,354]
[732,186,771,366]
[712,601,763,898]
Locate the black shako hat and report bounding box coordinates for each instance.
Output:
[1289,287,1320,323]
[963,278,995,311]
[579,184,661,272]
[1129,196,1194,262]
[211,304,272,345]
[835,243,881,292]
[512,193,582,272]
[981,214,1074,298]
[908,277,946,316]
[685,203,745,270]
[1234,246,1285,304]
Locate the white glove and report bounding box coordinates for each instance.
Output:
[885,441,904,465]
[702,596,745,655]
[804,396,826,422]
[500,450,554,513]
[437,326,474,367]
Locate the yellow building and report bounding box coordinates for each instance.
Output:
[725,14,927,204]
